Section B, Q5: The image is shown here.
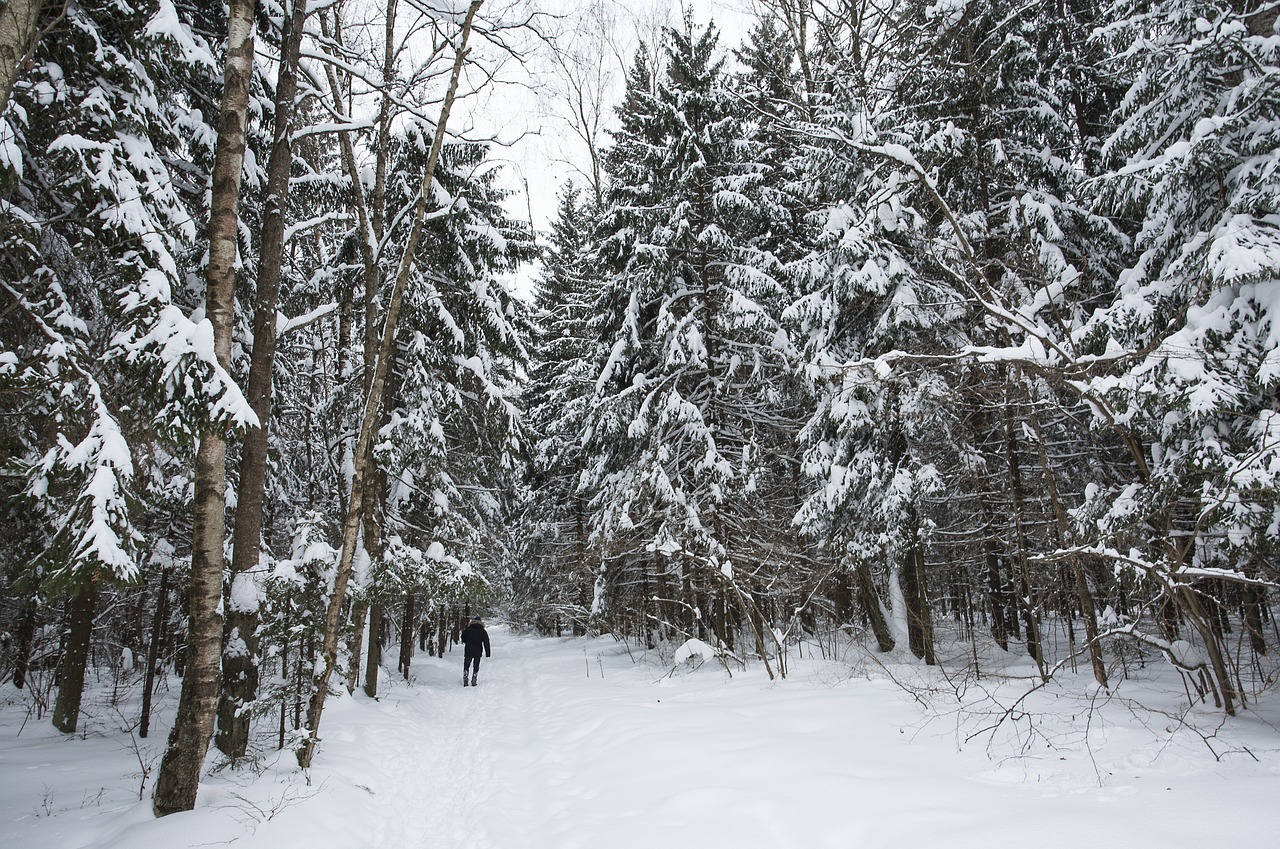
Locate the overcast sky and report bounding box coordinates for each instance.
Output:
[477,0,759,240]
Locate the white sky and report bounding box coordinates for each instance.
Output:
[472,0,760,239]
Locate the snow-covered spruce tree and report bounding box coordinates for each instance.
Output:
[0,0,251,733]
[296,0,487,767]
[783,1,959,665]
[250,511,335,751]
[787,0,1129,672]
[517,182,605,635]
[368,135,532,679]
[298,0,492,703]
[585,14,796,664]
[1077,0,1280,714]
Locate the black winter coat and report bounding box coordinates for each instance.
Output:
[460,623,491,658]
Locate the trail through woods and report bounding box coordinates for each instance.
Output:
[3,628,1280,848]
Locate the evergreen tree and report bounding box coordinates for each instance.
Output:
[1079,0,1280,713]
[0,0,249,736]
[585,14,795,661]
[370,135,533,640]
[517,182,604,633]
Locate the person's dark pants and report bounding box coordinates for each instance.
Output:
[464,653,482,680]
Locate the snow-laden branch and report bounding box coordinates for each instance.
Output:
[276,302,338,337]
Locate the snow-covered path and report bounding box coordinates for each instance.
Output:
[4,627,1280,849]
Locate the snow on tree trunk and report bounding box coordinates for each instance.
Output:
[887,566,909,653]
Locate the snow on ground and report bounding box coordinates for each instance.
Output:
[3,626,1280,848]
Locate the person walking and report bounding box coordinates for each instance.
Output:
[460,617,490,687]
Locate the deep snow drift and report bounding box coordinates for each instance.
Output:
[3,627,1278,848]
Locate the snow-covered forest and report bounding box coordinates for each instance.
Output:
[3,0,1280,839]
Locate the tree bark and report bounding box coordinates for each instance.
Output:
[139,565,171,738]
[217,0,309,760]
[0,0,44,116]
[398,592,415,678]
[1242,564,1268,657]
[52,578,98,733]
[999,385,1046,679]
[363,602,382,698]
[153,0,256,816]
[899,505,936,665]
[11,595,37,689]
[345,599,367,693]
[296,0,482,769]
[1177,581,1238,716]
[853,561,895,652]
[1027,411,1108,688]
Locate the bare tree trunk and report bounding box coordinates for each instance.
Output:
[435,610,448,657]
[345,599,367,693]
[153,0,256,816]
[52,577,98,733]
[277,588,291,749]
[296,1,482,770]
[899,506,937,665]
[216,0,309,761]
[11,595,37,689]
[363,602,382,698]
[0,0,44,116]
[1243,579,1268,657]
[982,522,1014,651]
[853,561,895,652]
[1027,411,1108,688]
[999,386,1046,679]
[1178,581,1238,716]
[398,592,415,678]
[140,565,171,738]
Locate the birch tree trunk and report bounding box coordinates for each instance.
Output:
[216,0,309,760]
[153,0,256,816]
[0,0,43,115]
[296,0,482,769]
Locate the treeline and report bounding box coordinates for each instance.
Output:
[1,0,1279,818]
[514,0,1280,716]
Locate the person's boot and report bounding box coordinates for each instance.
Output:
[471,674,477,687]
[462,674,468,687]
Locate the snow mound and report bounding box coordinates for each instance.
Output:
[672,638,718,664]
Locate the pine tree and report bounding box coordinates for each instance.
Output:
[1078,0,1280,713]
[368,135,533,653]
[586,14,795,663]
[519,182,603,633]
[0,0,249,736]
